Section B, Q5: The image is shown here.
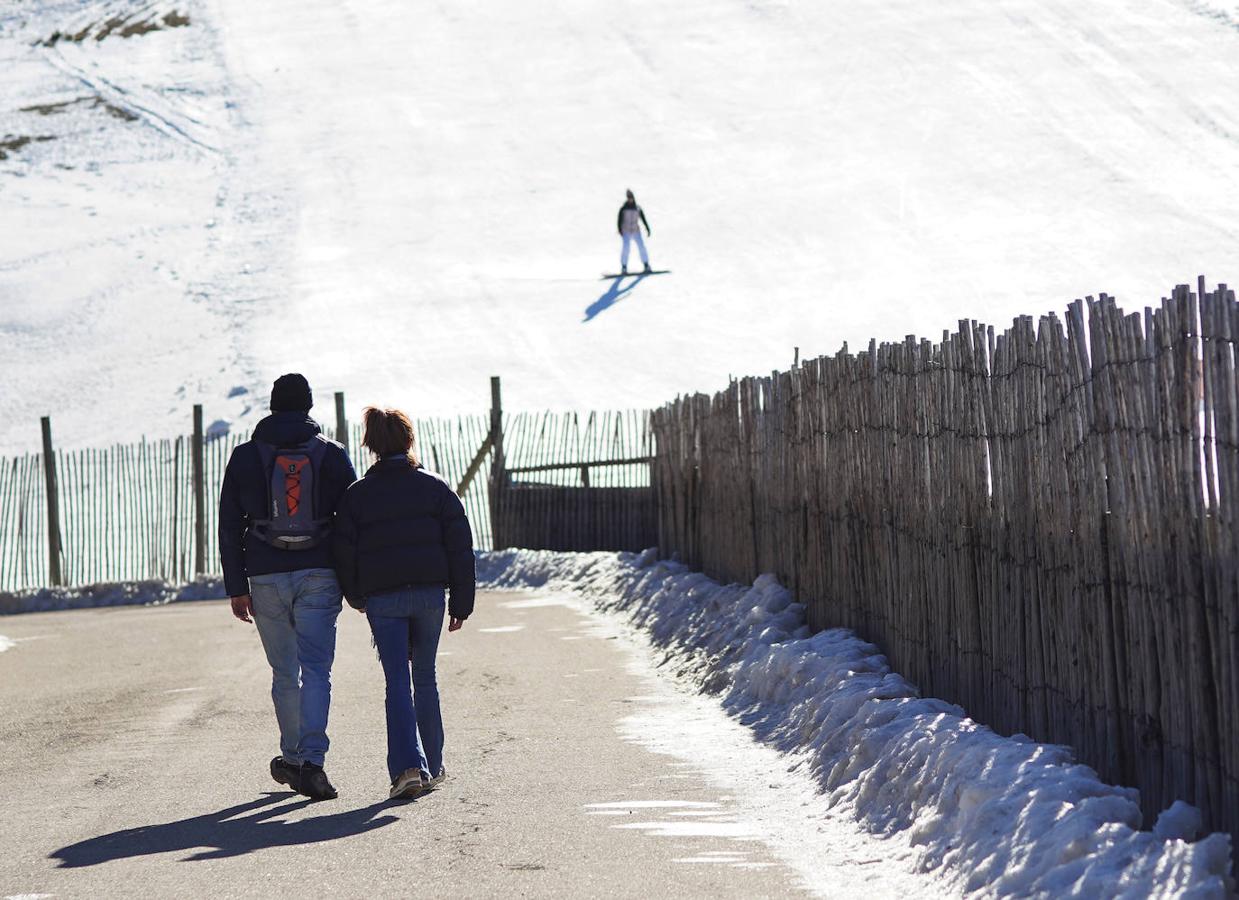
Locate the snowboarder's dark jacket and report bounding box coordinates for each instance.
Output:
[218,412,357,598]
[617,199,650,236]
[331,457,476,620]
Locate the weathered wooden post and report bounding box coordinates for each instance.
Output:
[192,404,206,576]
[334,391,348,457]
[490,376,505,479]
[40,416,63,587]
[489,376,506,548]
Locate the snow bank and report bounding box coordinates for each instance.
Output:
[0,576,225,616]
[479,549,1235,898]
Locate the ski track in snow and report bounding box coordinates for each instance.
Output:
[5,1,1239,452]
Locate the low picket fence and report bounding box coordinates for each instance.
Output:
[0,387,653,592]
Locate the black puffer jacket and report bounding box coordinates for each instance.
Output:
[218,412,357,598]
[331,457,476,619]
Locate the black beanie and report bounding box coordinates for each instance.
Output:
[270,373,313,412]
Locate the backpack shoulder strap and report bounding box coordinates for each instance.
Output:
[254,440,276,469]
[253,441,277,525]
[305,436,331,463]
[307,438,333,520]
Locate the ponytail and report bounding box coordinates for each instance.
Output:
[361,406,419,466]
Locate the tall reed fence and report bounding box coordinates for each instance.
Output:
[652,279,1239,840]
[0,391,653,593]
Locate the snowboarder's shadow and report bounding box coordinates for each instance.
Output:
[49,791,400,867]
[584,273,649,322]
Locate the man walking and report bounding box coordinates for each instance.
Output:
[617,189,652,275]
[220,374,357,801]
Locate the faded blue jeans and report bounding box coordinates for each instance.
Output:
[365,586,446,783]
[250,567,343,767]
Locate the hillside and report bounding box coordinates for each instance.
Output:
[3,0,1239,453]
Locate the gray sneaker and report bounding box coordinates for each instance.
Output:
[389,767,430,800]
[428,767,447,789]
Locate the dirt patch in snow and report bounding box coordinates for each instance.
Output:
[38,10,190,47]
[21,96,138,122]
[0,134,56,160]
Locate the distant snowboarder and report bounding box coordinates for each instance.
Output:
[617,189,652,275]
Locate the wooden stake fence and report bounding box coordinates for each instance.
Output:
[651,280,1239,843]
[192,404,205,577]
[0,407,503,592]
[40,417,62,587]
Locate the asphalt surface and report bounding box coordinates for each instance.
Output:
[0,591,818,899]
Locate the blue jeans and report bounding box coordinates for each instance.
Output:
[250,568,343,767]
[365,586,446,783]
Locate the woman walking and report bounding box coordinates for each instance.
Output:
[332,406,475,799]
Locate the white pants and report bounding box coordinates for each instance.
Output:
[620,231,649,269]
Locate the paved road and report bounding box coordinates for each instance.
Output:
[0,591,824,899]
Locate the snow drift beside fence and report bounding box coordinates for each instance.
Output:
[478,549,1234,898]
[0,576,225,616]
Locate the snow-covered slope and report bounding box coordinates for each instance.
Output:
[5,0,1239,453]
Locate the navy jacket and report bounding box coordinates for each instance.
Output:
[331,457,476,619]
[218,412,357,597]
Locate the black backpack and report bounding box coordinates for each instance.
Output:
[251,439,332,550]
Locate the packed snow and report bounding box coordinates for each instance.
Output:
[5,1,1239,453]
[478,549,1235,898]
[0,575,223,615]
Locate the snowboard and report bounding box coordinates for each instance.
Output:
[600,270,671,280]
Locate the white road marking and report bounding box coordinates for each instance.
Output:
[674,856,748,864]
[586,801,721,809]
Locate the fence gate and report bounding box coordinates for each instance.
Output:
[487,408,656,553]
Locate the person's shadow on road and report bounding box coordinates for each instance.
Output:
[584,274,648,322]
[50,792,400,867]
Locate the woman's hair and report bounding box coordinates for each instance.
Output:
[361,406,419,465]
